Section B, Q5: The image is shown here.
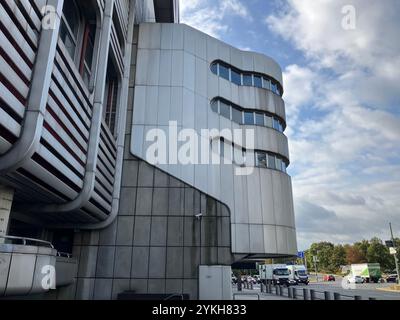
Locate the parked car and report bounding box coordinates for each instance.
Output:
[323,274,336,282]
[385,274,398,283]
[347,275,364,284]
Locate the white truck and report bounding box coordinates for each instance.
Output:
[259,264,295,286]
[287,265,309,285]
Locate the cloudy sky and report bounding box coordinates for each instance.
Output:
[180,0,400,250]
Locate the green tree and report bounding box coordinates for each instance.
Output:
[353,240,369,262]
[308,242,335,273]
[367,237,393,271]
[330,245,346,272]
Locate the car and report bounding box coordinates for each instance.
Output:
[347,275,364,284]
[385,274,398,283]
[323,274,336,282]
[246,276,257,284]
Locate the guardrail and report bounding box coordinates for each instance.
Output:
[0,235,54,248]
[260,282,377,300]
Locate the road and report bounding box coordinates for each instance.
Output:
[306,275,400,300]
[232,278,400,300]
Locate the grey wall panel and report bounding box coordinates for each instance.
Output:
[131,23,297,257]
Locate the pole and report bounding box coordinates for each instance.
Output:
[314,256,318,282]
[389,223,400,285]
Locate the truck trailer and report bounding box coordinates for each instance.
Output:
[350,263,381,283]
[259,264,295,286]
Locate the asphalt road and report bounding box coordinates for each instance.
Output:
[305,275,400,300]
[232,277,400,300]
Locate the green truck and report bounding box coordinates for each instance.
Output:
[350,263,382,283]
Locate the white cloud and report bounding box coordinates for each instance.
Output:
[266,0,400,249]
[180,0,251,38]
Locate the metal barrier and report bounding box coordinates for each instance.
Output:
[233,293,260,300]
[0,235,54,248]
[259,284,377,300]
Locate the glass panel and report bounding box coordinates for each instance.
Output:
[255,113,264,126]
[281,161,287,173]
[273,118,280,130]
[211,99,219,113]
[271,82,278,94]
[265,115,273,128]
[62,1,79,37]
[268,154,276,169]
[219,64,230,81]
[263,77,270,90]
[232,107,242,124]
[244,112,254,125]
[278,121,284,132]
[256,152,267,168]
[243,74,253,86]
[231,69,241,85]
[220,101,231,119]
[59,20,76,58]
[254,76,262,88]
[275,158,282,172]
[211,63,218,75]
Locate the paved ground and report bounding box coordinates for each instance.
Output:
[232,278,400,300]
[232,288,290,300]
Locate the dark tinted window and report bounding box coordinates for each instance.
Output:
[211,99,219,113]
[244,112,254,125]
[256,152,267,168]
[211,63,218,75]
[263,77,270,90]
[219,64,230,81]
[243,74,252,86]
[254,76,262,88]
[231,69,241,85]
[232,107,242,124]
[268,154,276,169]
[255,113,264,126]
[220,101,231,119]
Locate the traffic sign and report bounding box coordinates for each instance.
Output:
[386,240,394,248]
[297,251,305,259]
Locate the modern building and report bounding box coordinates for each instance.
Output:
[0,0,296,300]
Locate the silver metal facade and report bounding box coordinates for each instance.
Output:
[131,23,297,257]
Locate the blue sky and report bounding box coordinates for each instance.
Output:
[181,0,400,250]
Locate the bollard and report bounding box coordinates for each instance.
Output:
[279,286,284,296]
[292,287,297,299]
[334,292,341,300]
[260,283,264,293]
[288,287,293,299]
[354,295,362,300]
[276,286,280,296]
[310,289,316,300]
[324,291,331,300]
[250,282,253,290]
[268,283,272,294]
[369,297,376,300]
[303,288,309,300]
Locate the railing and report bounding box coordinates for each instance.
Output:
[0,235,54,248]
[164,293,185,301]
[259,282,377,300]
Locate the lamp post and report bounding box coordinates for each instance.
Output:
[389,223,400,285]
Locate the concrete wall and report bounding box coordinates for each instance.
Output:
[61,26,234,300]
[130,23,297,257]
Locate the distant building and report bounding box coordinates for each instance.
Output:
[0,0,296,300]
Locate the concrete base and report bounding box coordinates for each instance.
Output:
[0,185,14,240]
[199,265,232,300]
